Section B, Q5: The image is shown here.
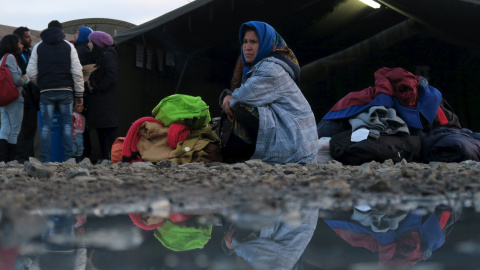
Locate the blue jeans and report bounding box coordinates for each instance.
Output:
[42,215,75,251]
[40,91,74,162]
[72,132,84,158]
[0,99,24,143]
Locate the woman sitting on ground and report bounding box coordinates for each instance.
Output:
[220,21,319,164]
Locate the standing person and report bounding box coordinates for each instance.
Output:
[72,101,85,162]
[219,21,319,164]
[26,20,84,162]
[74,26,95,161]
[0,35,28,162]
[74,26,94,66]
[12,26,38,163]
[85,31,119,162]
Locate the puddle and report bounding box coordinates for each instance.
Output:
[1,201,479,269]
[2,159,480,269]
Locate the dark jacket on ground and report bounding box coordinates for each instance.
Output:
[85,47,119,128]
[421,127,480,162]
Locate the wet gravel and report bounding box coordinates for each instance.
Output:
[1,157,480,218]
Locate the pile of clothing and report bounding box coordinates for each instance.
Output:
[119,94,221,164]
[317,67,480,165]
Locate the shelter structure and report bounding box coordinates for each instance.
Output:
[62,18,136,37]
[99,0,480,134]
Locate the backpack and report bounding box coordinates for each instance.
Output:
[111,137,125,164]
[0,54,20,107]
[152,94,211,129]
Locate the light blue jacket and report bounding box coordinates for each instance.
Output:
[230,56,319,164]
[232,210,318,270]
[1,54,25,103]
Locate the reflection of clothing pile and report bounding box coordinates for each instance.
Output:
[129,213,212,252]
[317,67,480,165]
[154,219,212,252]
[324,206,459,267]
[0,241,18,270]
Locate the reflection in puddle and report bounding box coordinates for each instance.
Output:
[322,205,459,268]
[1,202,480,269]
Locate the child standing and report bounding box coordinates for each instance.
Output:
[72,102,86,162]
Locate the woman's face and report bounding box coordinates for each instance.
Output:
[242,30,259,64]
[17,40,23,53]
[88,40,93,51]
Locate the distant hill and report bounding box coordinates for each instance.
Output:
[0,24,74,48]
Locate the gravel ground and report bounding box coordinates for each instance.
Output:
[1,157,480,220]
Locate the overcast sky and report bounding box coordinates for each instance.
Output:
[2,0,192,31]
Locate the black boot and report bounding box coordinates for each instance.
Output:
[0,139,8,162]
[7,144,17,162]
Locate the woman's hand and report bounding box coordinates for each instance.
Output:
[224,224,236,250]
[75,97,83,106]
[222,95,234,122]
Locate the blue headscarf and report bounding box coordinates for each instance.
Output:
[239,21,299,75]
[77,26,93,44]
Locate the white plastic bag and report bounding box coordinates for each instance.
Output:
[314,137,333,163]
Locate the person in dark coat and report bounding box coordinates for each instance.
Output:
[74,26,94,66]
[26,20,84,163]
[85,31,119,161]
[13,27,38,163]
[74,26,94,161]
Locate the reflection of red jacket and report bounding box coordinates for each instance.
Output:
[0,241,18,270]
[129,213,192,230]
[334,228,423,267]
[327,209,452,267]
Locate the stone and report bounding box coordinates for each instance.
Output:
[156,160,177,169]
[6,160,21,168]
[66,168,90,180]
[245,159,268,168]
[369,180,391,192]
[64,158,77,165]
[79,157,93,167]
[178,163,207,170]
[24,158,57,179]
[232,163,246,170]
[99,159,112,166]
[131,162,154,168]
[382,159,394,166]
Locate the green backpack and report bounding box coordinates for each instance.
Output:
[152,94,211,129]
